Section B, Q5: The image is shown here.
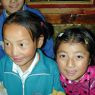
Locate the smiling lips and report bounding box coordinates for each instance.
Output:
[9,3,19,9]
[9,5,17,9]
[66,70,77,76]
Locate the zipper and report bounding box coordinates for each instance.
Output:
[4,72,51,95]
[22,81,24,95]
[4,72,24,95]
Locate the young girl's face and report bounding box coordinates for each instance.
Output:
[1,0,24,15]
[56,42,90,81]
[3,23,43,72]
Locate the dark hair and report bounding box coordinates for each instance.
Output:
[3,10,49,47]
[46,22,54,38]
[54,27,95,65]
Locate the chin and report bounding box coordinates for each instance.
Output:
[66,76,78,81]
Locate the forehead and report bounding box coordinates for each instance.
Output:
[3,23,31,38]
[58,42,88,53]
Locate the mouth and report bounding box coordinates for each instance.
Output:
[12,57,23,62]
[66,70,77,76]
[9,4,19,9]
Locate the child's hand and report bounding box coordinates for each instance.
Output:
[0,82,8,95]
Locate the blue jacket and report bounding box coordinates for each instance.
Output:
[0,49,65,95]
[0,5,54,59]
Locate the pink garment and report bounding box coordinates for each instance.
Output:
[60,66,95,95]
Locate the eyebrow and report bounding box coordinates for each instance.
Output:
[57,50,66,54]
[4,38,29,43]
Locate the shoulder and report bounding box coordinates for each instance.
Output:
[0,9,6,27]
[0,54,13,75]
[39,49,56,63]
[38,49,58,69]
[0,54,12,67]
[0,9,6,20]
[87,66,95,90]
[87,66,95,73]
[87,66,95,78]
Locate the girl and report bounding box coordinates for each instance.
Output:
[55,27,95,95]
[0,10,65,95]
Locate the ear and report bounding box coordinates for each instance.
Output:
[37,35,44,48]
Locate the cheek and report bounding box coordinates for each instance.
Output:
[24,50,34,57]
[4,48,12,56]
[1,0,9,6]
[22,47,36,57]
[78,62,88,73]
[57,59,66,72]
[17,0,24,5]
[77,58,89,69]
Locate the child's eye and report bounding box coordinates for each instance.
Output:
[76,55,83,59]
[61,54,66,58]
[19,43,27,49]
[58,53,67,59]
[20,43,24,47]
[4,42,10,46]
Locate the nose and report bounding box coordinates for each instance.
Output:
[67,58,75,68]
[12,46,18,56]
